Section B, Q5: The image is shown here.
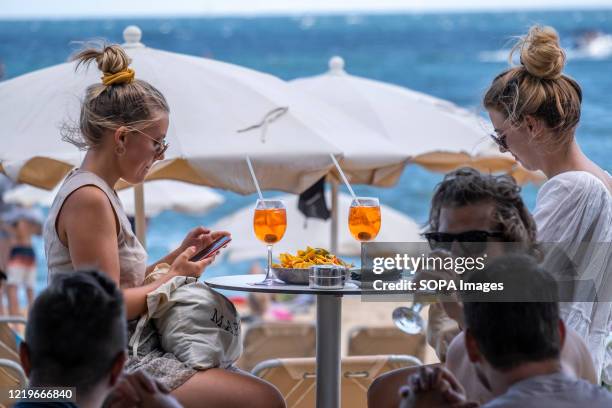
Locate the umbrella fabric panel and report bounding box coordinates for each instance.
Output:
[3,180,224,218]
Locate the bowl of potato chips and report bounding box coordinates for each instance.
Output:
[272,247,354,285]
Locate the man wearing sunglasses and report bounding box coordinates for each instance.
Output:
[423,167,537,355]
[368,167,596,408]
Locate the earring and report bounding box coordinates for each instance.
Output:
[115,145,126,156]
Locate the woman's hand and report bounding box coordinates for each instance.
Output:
[150,227,231,273]
[169,246,216,279]
[178,226,231,255]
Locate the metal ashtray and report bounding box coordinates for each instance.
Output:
[309,265,348,289]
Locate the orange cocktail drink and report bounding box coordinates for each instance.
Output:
[348,197,381,241]
[254,208,287,244]
[252,199,287,285]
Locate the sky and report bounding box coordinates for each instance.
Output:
[1,0,612,19]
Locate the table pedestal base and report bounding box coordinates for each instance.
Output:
[316,294,342,408]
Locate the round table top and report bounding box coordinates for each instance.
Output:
[205,274,363,295]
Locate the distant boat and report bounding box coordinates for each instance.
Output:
[480,31,612,63]
[572,31,612,59]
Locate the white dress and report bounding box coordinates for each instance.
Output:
[534,171,612,384]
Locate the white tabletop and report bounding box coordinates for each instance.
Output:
[205,274,363,295]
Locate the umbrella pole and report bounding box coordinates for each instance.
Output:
[330,180,338,254]
[134,183,147,248]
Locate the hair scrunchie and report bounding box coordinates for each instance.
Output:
[102,68,135,86]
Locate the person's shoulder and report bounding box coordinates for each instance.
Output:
[543,171,609,196]
[537,171,611,209]
[63,185,113,213]
[572,378,612,406]
[59,185,118,234]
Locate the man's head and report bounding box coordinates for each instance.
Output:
[20,270,126,394]
[426,167,537,257]
[462,254,565,392]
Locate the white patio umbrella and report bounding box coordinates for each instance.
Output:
[0,27,409,244]
[289,56,540,182]
[3,180,225,218]
[1,206,45,227]
[0,28,413,192]
[212,192,423,263]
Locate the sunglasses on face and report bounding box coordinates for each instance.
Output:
[490,132,508,151]
[129,128,169,158]
[140,132,169,157]
[423,230,505,255]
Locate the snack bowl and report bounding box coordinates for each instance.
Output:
[273,266,359,285]
[272,267,311,285]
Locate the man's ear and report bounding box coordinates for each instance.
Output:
[109,351,127,387]
[464,328,482,363]
[19,342,31,377]
[558,319,566,350]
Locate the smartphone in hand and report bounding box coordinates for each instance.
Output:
[189,235,232,262]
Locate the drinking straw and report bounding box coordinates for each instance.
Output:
[245,156,264,201]
[329,153,358,200]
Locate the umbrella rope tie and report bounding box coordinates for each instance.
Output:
[237,106,288,143]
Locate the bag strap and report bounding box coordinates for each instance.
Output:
[128,315,151,359]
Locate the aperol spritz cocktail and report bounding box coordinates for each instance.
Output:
[348,197,381,242]
[252,199,287,285]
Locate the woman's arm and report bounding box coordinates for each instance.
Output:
[60,187,214,319]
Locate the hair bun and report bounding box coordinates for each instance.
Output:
[73,43,131,75]
[97,45,131,74]
[514,26,566,80]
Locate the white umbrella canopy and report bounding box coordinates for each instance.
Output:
[0,27,410,194]
[3,186,54,208]
[212,192,423,263]
[1,206,45,227]
[3,180,224,218]
[289,56,539,182]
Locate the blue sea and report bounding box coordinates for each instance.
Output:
[1,10,611,296]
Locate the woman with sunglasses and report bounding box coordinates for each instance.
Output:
[484,25,612,383]
[43,44,285,408]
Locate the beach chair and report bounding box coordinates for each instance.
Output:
[252,355,422,408]
[0,358,27,407]
[0,317,28,406]
[236,321,316,371]
[347,326,426,361]
[0,317,26,353]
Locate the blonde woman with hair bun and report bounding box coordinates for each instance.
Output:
[43,43,285,408]
[484,25,612,385]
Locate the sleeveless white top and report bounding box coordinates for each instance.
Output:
[534,170,612,384]
[43,169,147,289]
